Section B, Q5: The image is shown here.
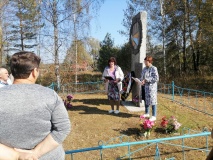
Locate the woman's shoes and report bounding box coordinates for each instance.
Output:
[108,110,119,114]
[114,110,119,114]
[143,114,150,118]
[108,110,114,114]
[150,116,156,121]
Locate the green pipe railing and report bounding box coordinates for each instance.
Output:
[65,130,211,160]
[158,81,213,116]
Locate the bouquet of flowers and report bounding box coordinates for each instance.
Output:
[64,94,73,109]
[132,95,139,103]
[160,116,181,133]
[139,115,155,137]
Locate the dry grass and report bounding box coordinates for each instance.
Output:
[62,92,213,160]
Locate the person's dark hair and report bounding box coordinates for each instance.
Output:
[108,57,117,66]
[10,51,41,79]
[144,56,153,64]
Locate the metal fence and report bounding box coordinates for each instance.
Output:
[65,128,211,160]
[48,81,105,94]
[158,81,213,116]
[48,81,213,116]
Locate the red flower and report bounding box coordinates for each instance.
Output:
[161,120,168,128]
[160,116,181,133]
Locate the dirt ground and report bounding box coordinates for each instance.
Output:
[62,92,213,160]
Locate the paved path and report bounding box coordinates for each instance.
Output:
[121,101,145,112]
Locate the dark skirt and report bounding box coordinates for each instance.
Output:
[141,85,145,100]
[108,81,120,101]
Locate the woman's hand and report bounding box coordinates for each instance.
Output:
[114,78,120,84]
[14,148,38,160]
[141,80,145,85]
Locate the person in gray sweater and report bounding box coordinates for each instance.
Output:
[0,51,71,160]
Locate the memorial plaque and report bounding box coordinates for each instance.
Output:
[130,13,142,55]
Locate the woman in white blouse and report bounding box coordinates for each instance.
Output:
[102,57,124,114]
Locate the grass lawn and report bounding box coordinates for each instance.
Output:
[62,92,213,160]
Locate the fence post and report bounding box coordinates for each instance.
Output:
[172,81,174,101]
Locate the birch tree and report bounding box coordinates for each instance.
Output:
[0,0,9,65]
[39,0,104,90]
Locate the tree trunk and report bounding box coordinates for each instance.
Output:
[182,0,187,72]
[159,0,166,76]
[196,19,202,73]
[18,2,24,51]
[53,0,60,91]
[20,19,24,51]
[186,0,197,72]
[0,22,2,65]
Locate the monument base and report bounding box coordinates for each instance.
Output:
[121,100,145,112]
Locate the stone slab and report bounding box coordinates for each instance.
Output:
[121,101,145,112]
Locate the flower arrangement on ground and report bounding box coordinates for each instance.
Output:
[64,94,73,109]
[139,115,155,137]
[160,116,181,134]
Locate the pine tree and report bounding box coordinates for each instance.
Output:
[6,0,41,51]
[98,33,119,72]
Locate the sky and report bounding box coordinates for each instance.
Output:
[90,0,128,46]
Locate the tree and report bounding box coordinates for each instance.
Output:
[121,0,166,74]
[64,39,92,68]
[119,0,138,39]
[164,0,213,75]
[193,0,213,74]
[39,0,104,90]
[116,43,131,74]
[87,38,100,70]
[123,0,213,79]
[98,33,116,72]
[0,0,9,65]
[5,0,41,51]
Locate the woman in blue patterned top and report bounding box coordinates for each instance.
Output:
[141,56,159,121]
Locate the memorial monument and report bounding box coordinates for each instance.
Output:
[130,11,147,108]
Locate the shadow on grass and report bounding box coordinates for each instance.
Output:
[73,98,109,106]
[154,127,166,134]
[68,104,134,118]
[117,128,141,137]
[114,128,144,141]
[116,127,177,138]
